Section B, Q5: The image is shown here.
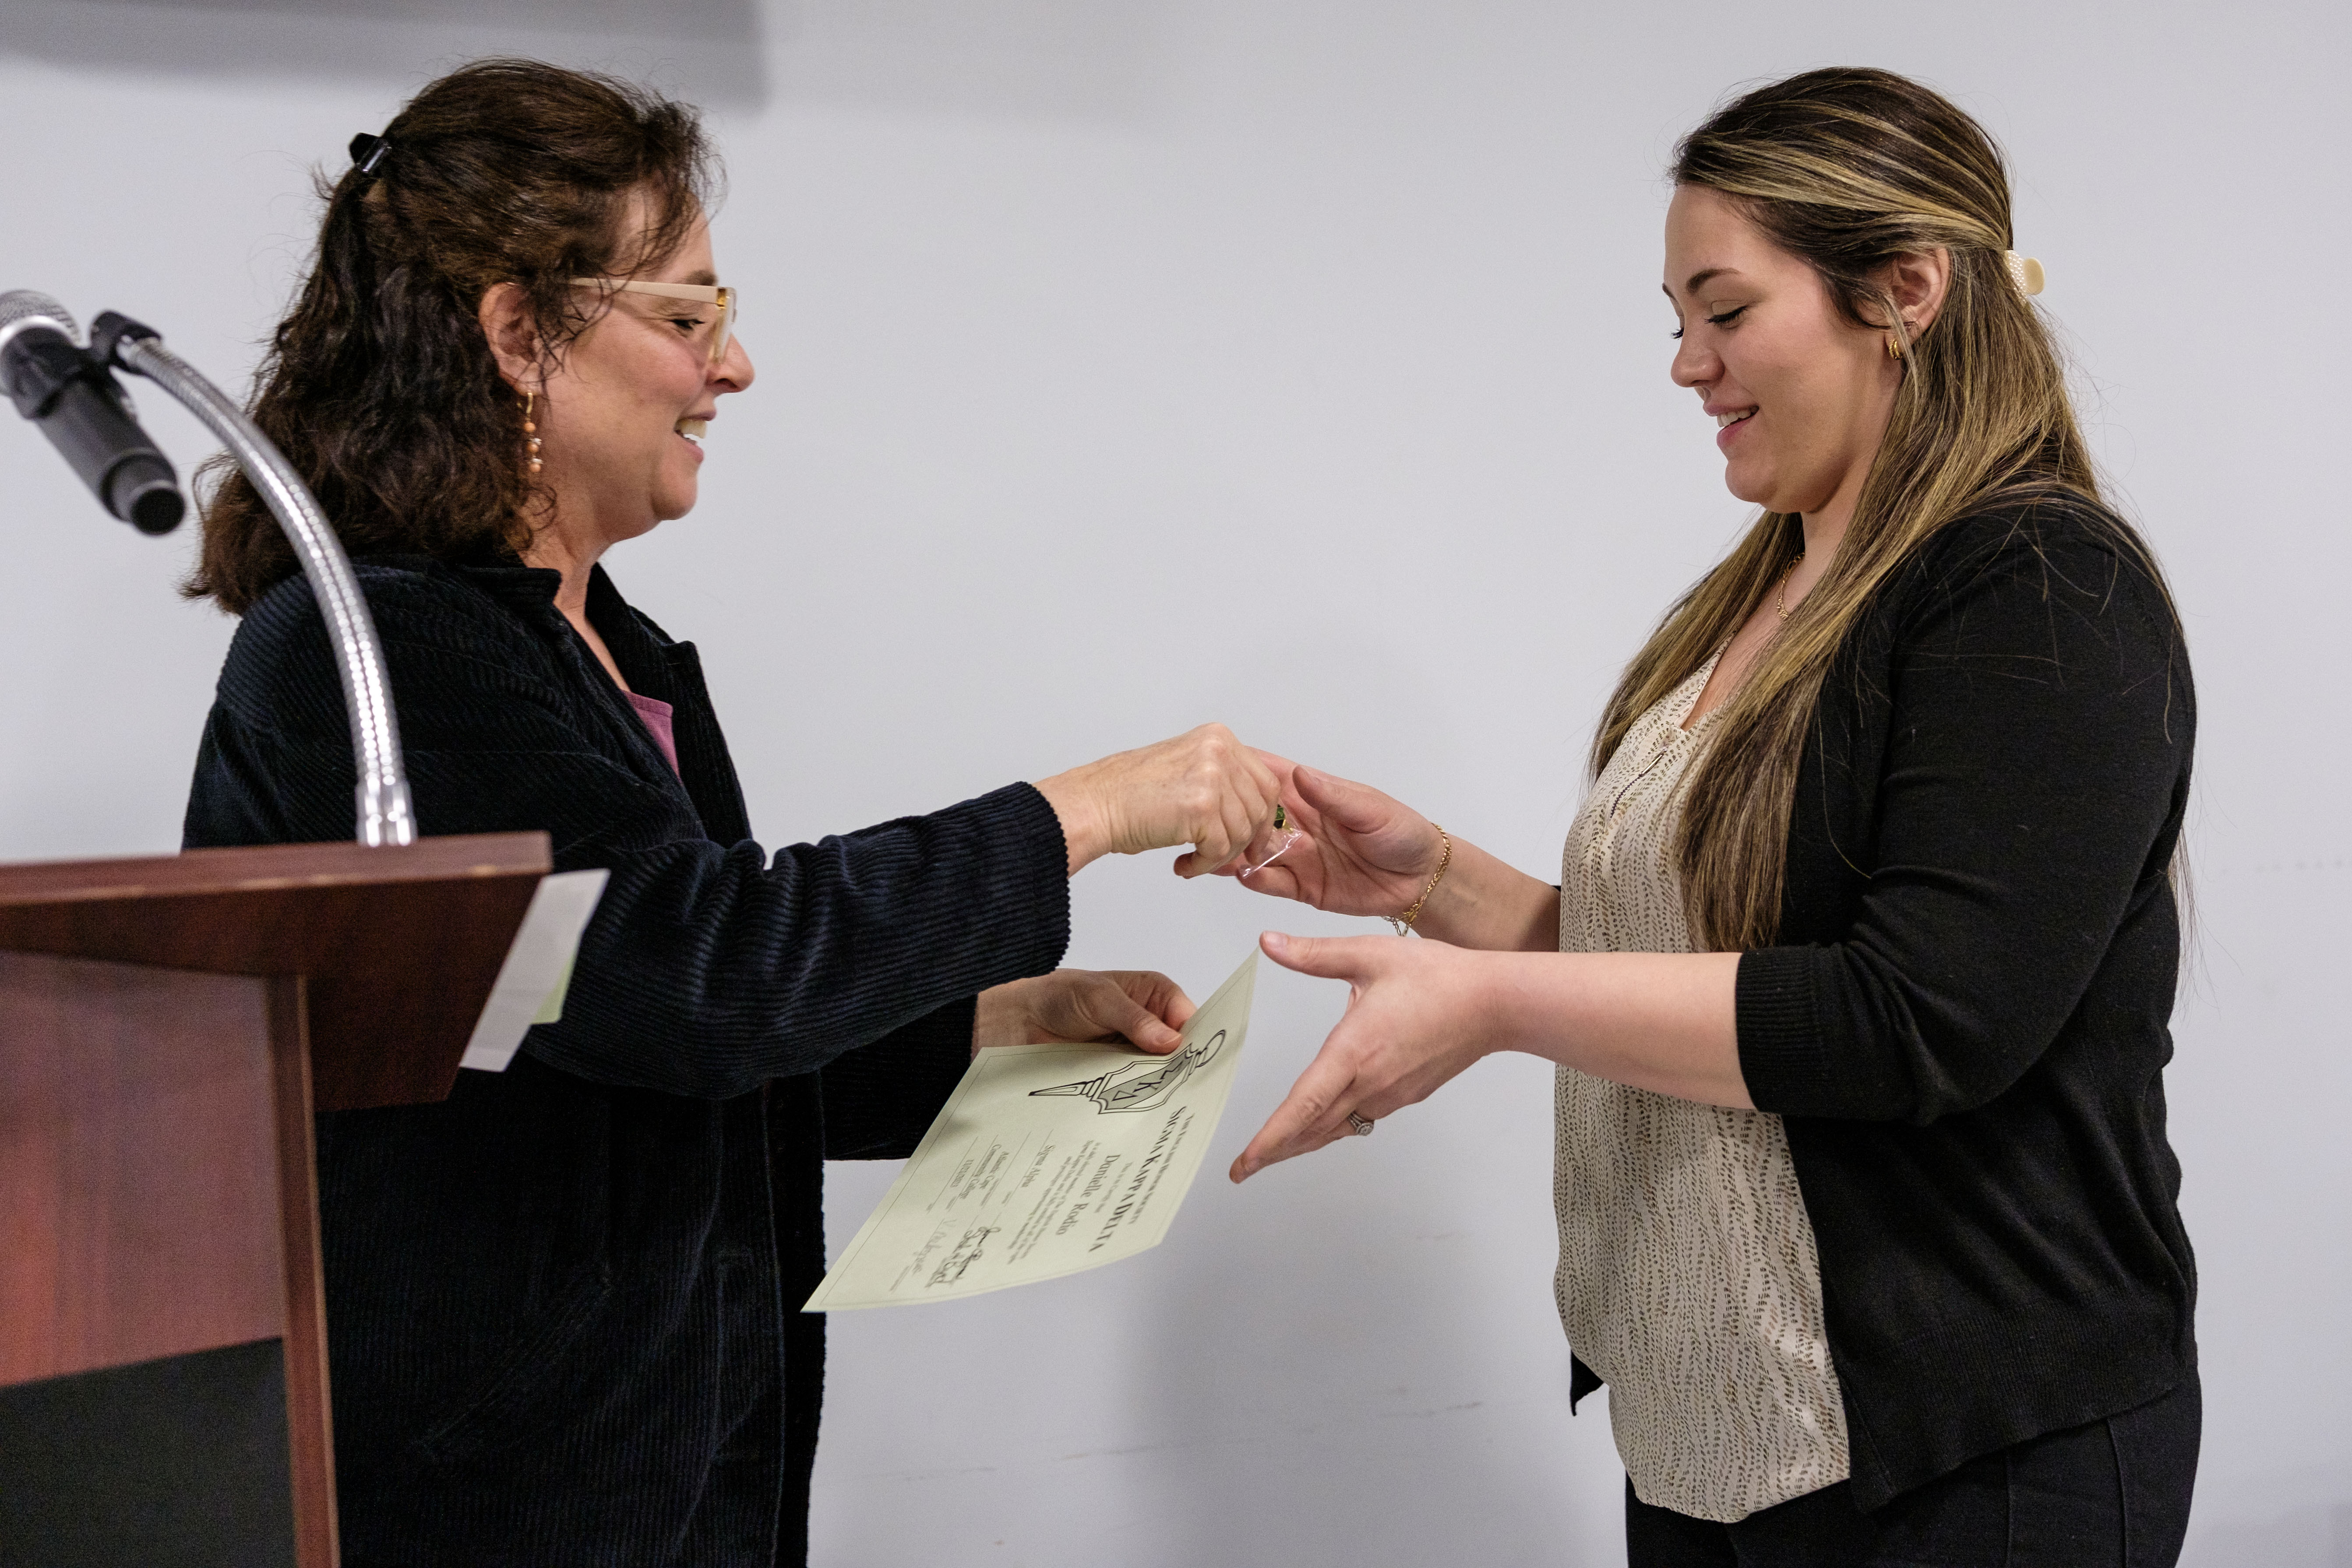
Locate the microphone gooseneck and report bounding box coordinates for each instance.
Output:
[0,287,414,847]
[90,310,416,847]
[0,289,186,535]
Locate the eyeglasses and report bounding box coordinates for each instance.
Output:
[569,278,738,366]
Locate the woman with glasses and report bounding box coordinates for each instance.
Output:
[183,59,1281,1567]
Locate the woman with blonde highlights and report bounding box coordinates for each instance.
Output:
[1228,68,2199,1563]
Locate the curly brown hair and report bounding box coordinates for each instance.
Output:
[189,58,716,613]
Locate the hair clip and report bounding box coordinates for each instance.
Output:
[348,132,392,180]
[2004,250,2046,297]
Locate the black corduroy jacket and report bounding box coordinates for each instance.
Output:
[184,558,1072,1566]
[1727,501,2198,1509]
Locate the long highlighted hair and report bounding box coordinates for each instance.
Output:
[1595,67,2175,951]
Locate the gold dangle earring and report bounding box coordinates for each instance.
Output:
[522,390,543,476]
[1887,308,1915,361]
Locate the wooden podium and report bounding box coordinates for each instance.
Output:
[0,833,551,1568]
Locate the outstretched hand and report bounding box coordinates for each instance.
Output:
[973,969,1198,1057]
[1223,764,1444,919]
[1035,725,1291,878]
[1228,930,1494,1181]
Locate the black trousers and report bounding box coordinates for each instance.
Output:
[1626,1374,2200,1568]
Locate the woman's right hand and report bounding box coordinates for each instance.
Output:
[1035,723,1288,877]
[1223,764,1444,918]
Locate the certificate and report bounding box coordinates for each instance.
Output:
[804,951,1260,1311]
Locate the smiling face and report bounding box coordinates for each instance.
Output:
[1662,184,1901,523]
[526,192,755,551]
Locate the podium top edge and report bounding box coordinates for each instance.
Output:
[0,832,554,909]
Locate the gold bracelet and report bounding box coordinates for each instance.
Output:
[1388,825,1452,936]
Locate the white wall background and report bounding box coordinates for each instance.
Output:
[2,2,2345,1563]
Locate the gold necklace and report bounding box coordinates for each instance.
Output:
[1774,551,1807,622]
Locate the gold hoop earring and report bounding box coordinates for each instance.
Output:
[522,391,543,476]
[1886,332,1904,361]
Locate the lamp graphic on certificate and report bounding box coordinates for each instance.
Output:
[804,951,1262,1311]
[1028,1029,1227,1115]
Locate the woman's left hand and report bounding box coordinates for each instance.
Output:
[1229,930,1496,1182]
[973,969,1197,1056]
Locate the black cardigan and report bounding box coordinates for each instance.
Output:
[184,558,1072,1566]
[1722,501,2197,1509]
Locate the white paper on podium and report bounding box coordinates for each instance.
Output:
[805,950,1260,1311]
[458,868,610,1073]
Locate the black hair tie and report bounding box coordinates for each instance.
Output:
[348,132,392,180]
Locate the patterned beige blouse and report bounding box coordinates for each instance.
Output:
[1552,655,1849,1523]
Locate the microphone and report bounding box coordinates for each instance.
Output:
[0,290,186,535]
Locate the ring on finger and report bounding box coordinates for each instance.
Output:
[1346,1111,1374,1137]
[1239,825,1301,879]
